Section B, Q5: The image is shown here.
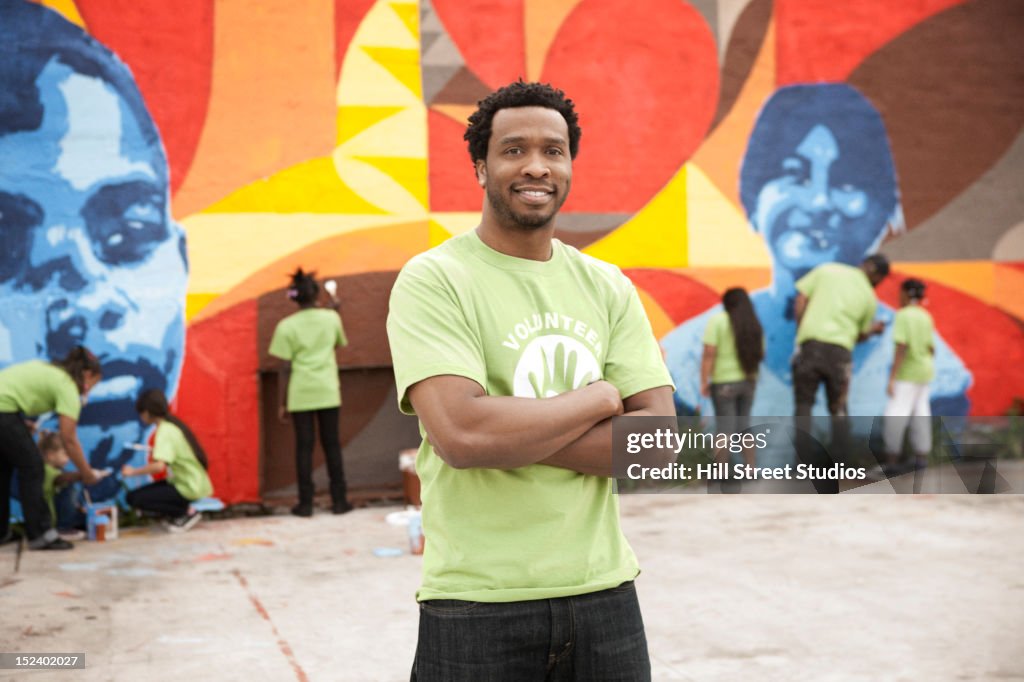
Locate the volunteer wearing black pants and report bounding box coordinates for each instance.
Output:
[0,347,104,550]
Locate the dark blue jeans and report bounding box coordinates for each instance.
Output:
[411,581,650,682]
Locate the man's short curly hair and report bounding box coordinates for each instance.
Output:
[464,81,581,164]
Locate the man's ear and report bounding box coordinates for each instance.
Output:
[475,160,486,187]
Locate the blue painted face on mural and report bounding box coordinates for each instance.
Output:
[0,33,187,491]
[661,84,970,422]
[741,84,901,286]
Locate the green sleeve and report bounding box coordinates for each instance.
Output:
[795,269,817,296]
[54,382,81,420]
[892,310,908,345]
[602,283,674,400]
[268,320,293,360]
[336,314,348,349]
[387,268,488,415]
[701,313,720,347]
[152,424,177,465]
[861,298,878,334]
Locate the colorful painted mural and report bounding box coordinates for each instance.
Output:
[2,0,1021,504]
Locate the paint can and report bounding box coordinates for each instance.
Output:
[407,511,424,555]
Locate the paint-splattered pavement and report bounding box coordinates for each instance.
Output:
[2,486,1023,681]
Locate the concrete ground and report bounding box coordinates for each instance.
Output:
[2,472,1023,681]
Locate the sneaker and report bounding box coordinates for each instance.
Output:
[331,502,353,515]
[290,504,313,518]
[31,537,74,550]
[58,529,87,541]
[166,511,201,533]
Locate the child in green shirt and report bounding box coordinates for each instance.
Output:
[38,431,86,539]
[881,279,936,474]
[122,390,212,533]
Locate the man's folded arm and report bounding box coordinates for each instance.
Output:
[407,374,624,470]
[540,385,676,477]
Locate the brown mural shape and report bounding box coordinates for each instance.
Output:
[849,0,1024,231]
[709,0,773,133]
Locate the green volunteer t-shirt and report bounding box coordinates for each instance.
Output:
[153,420,213,501]
[892,304,935,384]
[702,311,747,383]
[387,230,673,603]
[795,263,878,351]
[0,361,81,419]
[268,308,348,412]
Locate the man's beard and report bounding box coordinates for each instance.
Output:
[486,182,568,230]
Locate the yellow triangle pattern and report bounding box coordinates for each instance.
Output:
[353,156,428,208]
[203,157,385,214]
[389,2,419,39]
[685,163,770,267]
[41,0,85,27]
[429,213,481,246]
[360,47,423,98]
[331,0,427,216]
[337,106,404,146]
[583,167,688,268]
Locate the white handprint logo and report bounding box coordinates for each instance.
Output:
[512,336,601,398]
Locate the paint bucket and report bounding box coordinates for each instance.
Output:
[407,511,424,555]
[86,504,118,541]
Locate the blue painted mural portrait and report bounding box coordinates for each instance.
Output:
[0,0,188,498]
[662,84,970,418]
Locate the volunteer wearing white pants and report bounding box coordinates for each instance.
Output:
[882,279,936,471]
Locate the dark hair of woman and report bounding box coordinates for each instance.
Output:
[722,288,764,378]
[54,345,102,393]
[901,278,926,301]
[287,267,319,306]
[135,388,209,470]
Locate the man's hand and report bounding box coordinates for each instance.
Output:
[278,405,290,424]
[869,320,886,336]
[886,379,895,397]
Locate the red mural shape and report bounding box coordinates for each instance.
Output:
[543,0,718,212]
[428,109,481,211]
[429,0,719,213]
[624,269,720,325]
[876,275,1024,417]
[76,0,214,194]
[177,300,261,504]
[431,0,527,89]
[775,0,966,84]
[335,0,379,80]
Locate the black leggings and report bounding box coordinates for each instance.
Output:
[292,407,348,507]
[126,480,191,518]
[0,412,51,541]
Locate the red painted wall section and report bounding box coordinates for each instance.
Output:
[876,274,1024,417]
[775,0,966,84]
[176,300,261,504]
[428,108,481,211]
[543,0,719,213]
[76,0,214,195]
[431,0,527,88]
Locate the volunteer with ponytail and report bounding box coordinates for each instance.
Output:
[0,346,105,550]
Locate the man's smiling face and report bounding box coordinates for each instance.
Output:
[476,106,573,231]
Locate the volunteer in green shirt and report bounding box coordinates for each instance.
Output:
[269,268,351,517]
[387,82,675,681]
[881,278,936,473]
[700,288,764,462]
[0,346,104,550]
[792,255,890,485]
[122,389,212,533]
